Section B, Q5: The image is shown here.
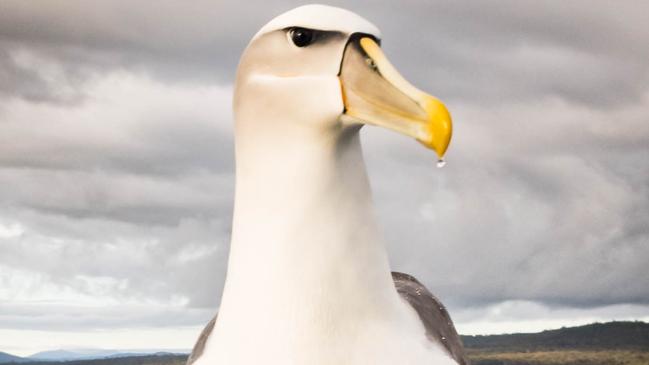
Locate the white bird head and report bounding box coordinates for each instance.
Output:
[234,4,452,159]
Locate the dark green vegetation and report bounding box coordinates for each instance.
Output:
[1,322,647,365]
[467,350,649,365]
[462,321,649,352]
[462,321,649,365]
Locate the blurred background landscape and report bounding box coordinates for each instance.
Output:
[2,322,648,365]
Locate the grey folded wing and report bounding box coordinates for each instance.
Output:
[392,271,468,365]
[186,314,217,365]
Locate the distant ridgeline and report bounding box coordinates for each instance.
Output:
[461,321,649,352]
[0,354,187,365]
[2,321,648,365]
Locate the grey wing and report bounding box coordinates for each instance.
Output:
[392,272,469,365]
[186,314,217,365]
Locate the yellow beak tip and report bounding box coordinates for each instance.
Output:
[420,99,452,158]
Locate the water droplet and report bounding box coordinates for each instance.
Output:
[436,158,446,168]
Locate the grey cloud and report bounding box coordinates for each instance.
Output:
[376,1,649,107]
[0,0,255,90]
[2,1,648,107]
[0,169,233,225]
[0,302,213,331]
[363,95,649,309]
[1,209,229,311]
[0,72,235,177]
[0,47,83,104]
[0,0,648,336]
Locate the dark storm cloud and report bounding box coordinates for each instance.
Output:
[0,0,648,336]
[371,0,649,107]
[0,0,251,89]
[2,1,648,106]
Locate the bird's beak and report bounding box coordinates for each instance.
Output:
[339,36,452,159]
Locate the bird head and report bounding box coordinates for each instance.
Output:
[234,4,452,159]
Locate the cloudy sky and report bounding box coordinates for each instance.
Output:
[1,0,648,357]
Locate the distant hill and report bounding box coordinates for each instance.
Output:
[0,352,28,364]
[24,350,189,362]
[20,354,186,365]
[0,350,190,364]
[29,349,135,361]
[28,350,100,361]
[461,321,649,352]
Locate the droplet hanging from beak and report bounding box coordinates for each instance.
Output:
[436,158,446,169]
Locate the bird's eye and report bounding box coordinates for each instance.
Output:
[289,28,314,47]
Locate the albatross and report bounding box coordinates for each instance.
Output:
[187,4,465,365]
